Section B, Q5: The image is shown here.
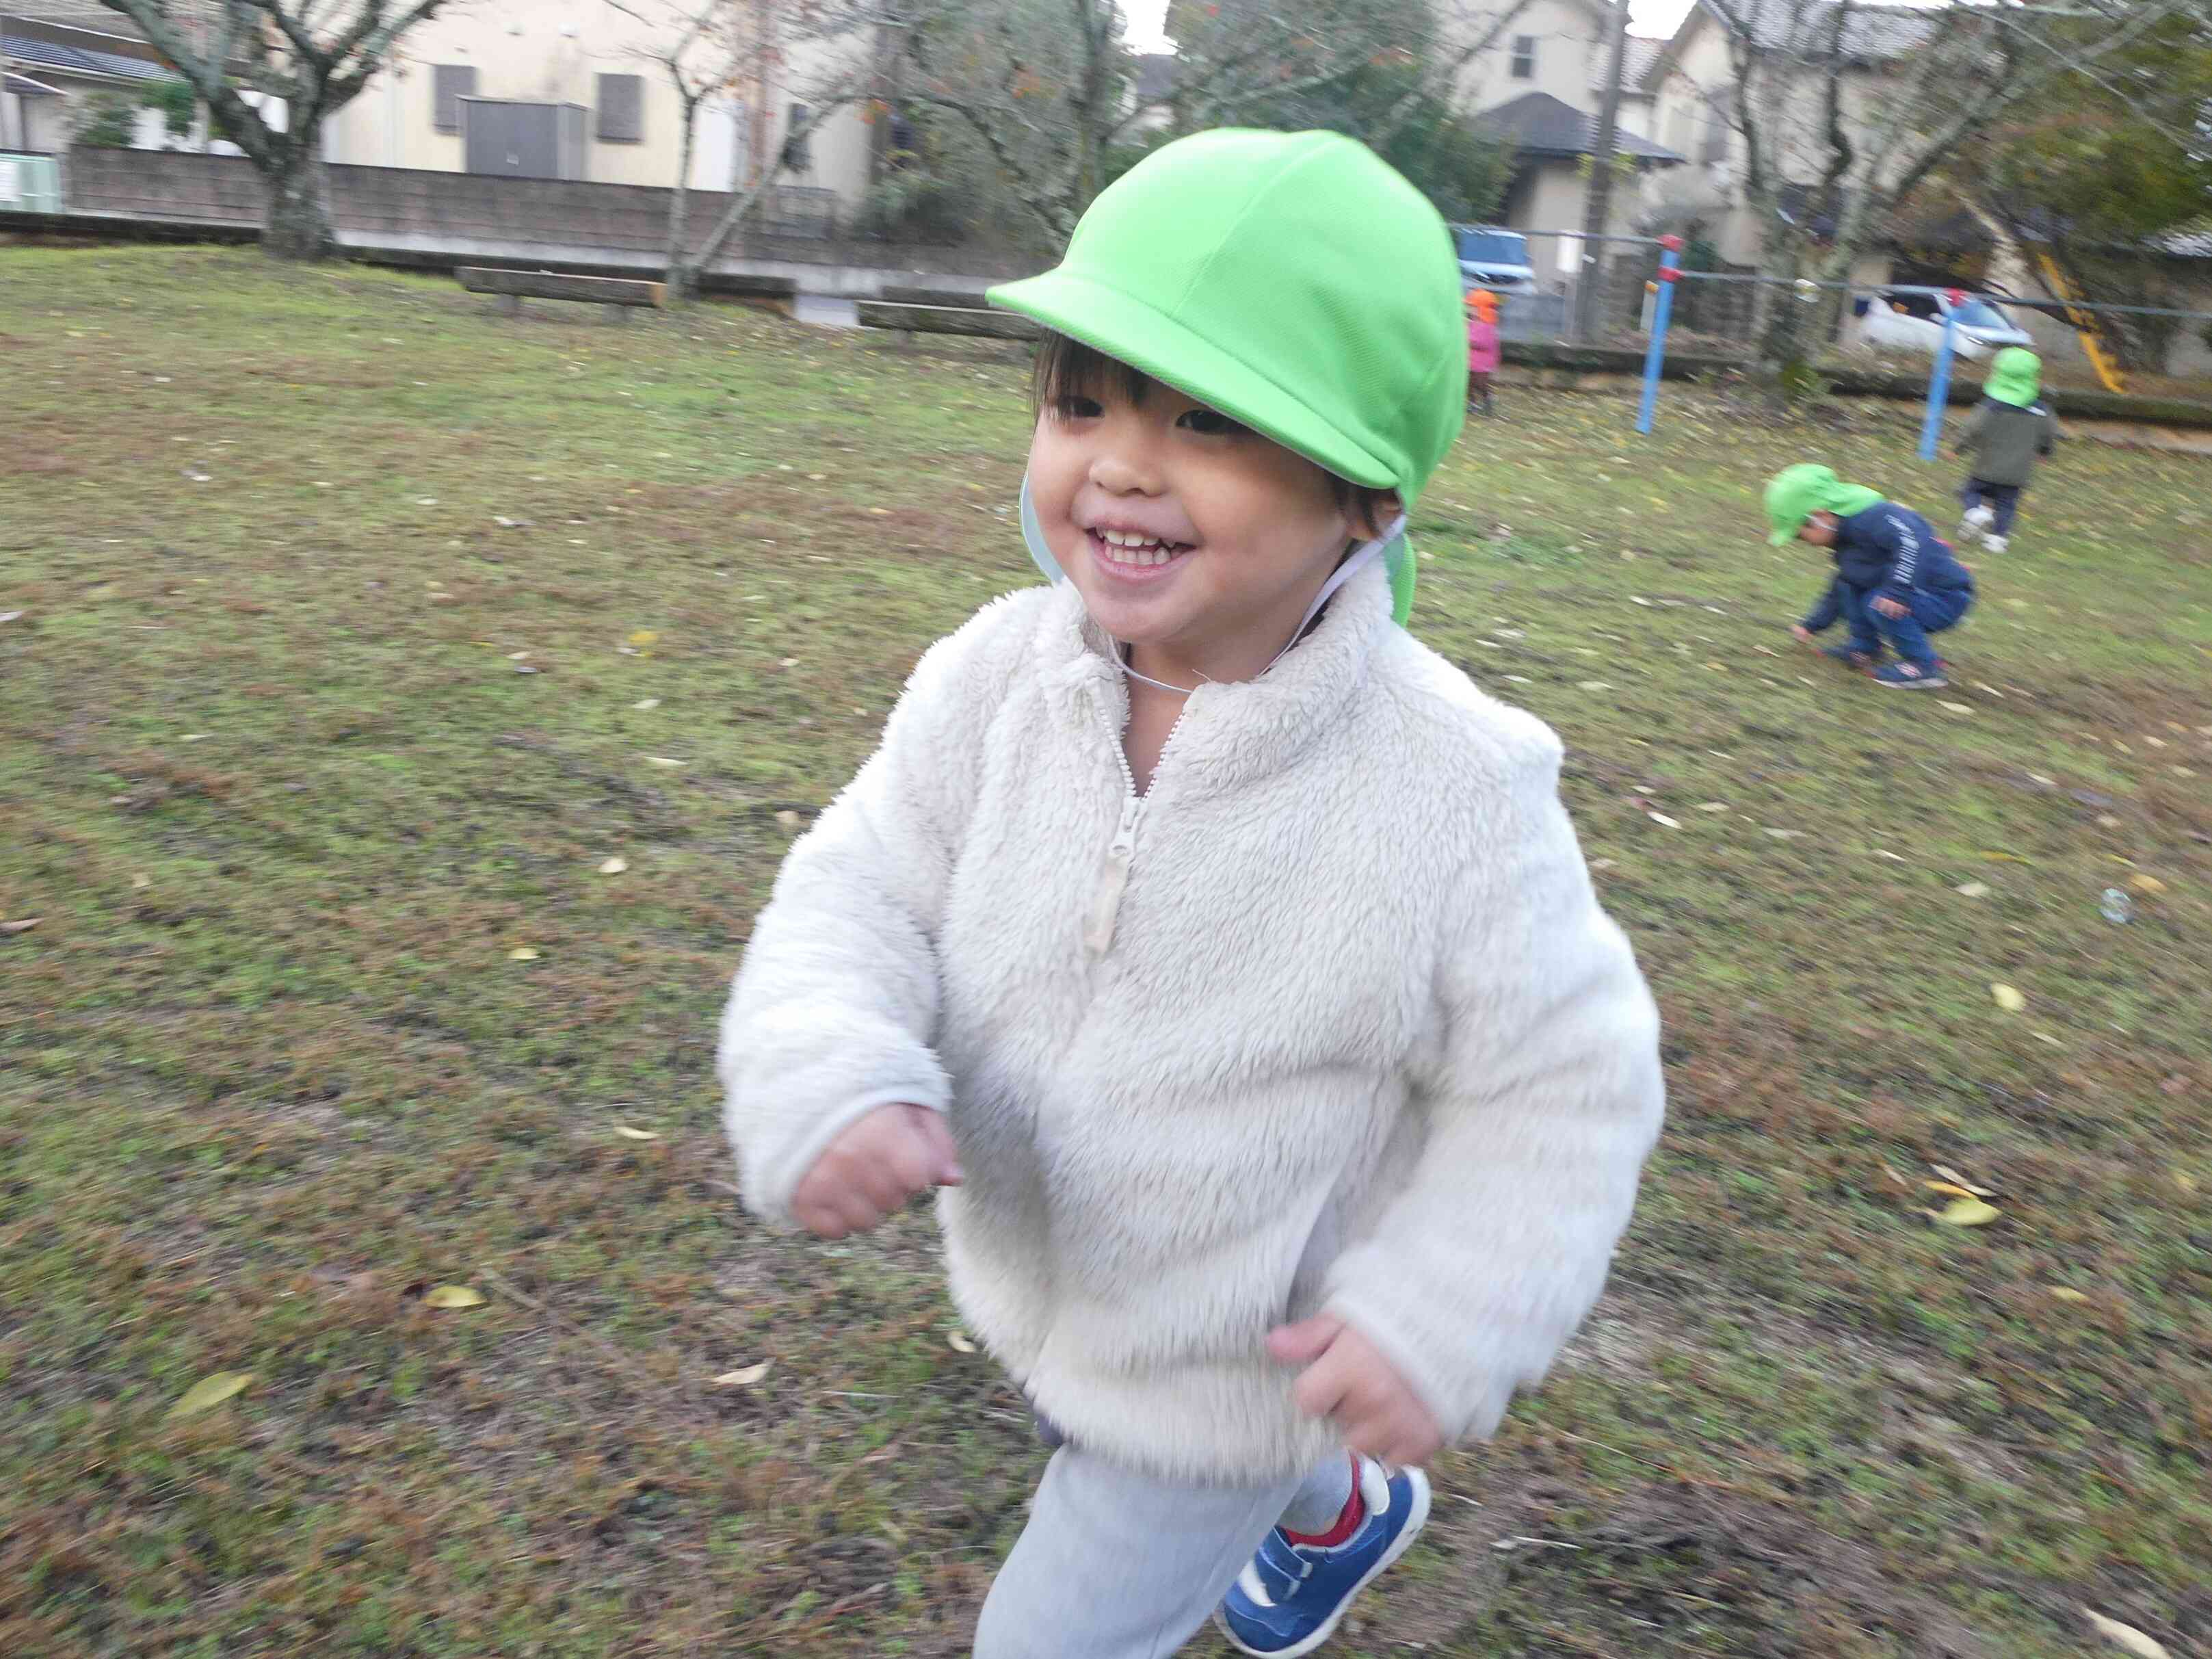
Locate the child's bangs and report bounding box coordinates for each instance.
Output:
[1031,331,1154,413]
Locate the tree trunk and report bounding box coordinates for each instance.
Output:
[262,132,335,262]
[666,102,698,304]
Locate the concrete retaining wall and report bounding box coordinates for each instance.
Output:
[58,148,1039,290]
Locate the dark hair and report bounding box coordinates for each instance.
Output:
[1029,330,1398,534]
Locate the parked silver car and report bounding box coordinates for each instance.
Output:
[1852,288,2036,361]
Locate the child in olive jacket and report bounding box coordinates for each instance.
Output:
[1956,346,2057,553]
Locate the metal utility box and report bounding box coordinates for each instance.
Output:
[460,99,588,181]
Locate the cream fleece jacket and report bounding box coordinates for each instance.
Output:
[720,564,1664,1482]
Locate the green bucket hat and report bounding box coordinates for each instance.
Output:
[1765,464,1885,546]
[1984,346,2042,408]
[988,129,1466,625]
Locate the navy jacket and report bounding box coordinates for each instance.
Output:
[1826,501,1974,601]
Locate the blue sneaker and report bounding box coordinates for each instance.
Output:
[1215,1459,1431,1656]
[1873,659,1947,690]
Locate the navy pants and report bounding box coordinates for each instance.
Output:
[1839,582,1971,668]
[1960,478,2022,535]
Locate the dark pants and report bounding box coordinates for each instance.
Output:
[1467,370,1494,413]
[1960,479,2023,535]
[1839,582,1972,668]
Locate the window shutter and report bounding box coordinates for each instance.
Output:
[433,65,476,133]
[596,73,644,142]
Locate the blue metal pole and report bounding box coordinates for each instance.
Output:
[1635,237,1681,435]
[1919,308,1958,461]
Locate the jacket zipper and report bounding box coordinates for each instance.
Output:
[1083,690,1189,959]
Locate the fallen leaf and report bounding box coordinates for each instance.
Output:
[597,857,628,875]
[2049,1287,2090,1303]
[947,1331,977,1353]
[713,1361,772,1387]
[131,874,150,889]
[0,918,40,935]
[1629,595,1653,607]
[2128,874,2166,896]
[779,657,801,668]
[1697,802,1729,812]
[2097,814,2123,828]
[1981,851,2033,864]
[1930,1197,2001,1227]
[632,697,661,711]
[1579,679,1614,691]
[1939,701,1973,715]
[2175,1172,2199,1196]
[507,946,540,962]
[0,610,21,623]
[1647,812,1681,828]
[644,757,685,768]
[1991,983,2026,1013]
[1930,1166,1995,1197]
[506,651,530,661]
[774,809,804,834]
[1924,1180,1979,1199]
[422,1285,485,1309]
[613,1125,659,1140]
[2082,1609,2170,1659]
[1955,882,1990,898]
[629,630,659,647]
[2033,1031,2064,1047]
[1762,827,1804,840]
[167,1370,254,1419]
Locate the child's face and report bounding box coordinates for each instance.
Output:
[1797,512,1839,548]
[1027,374,1373,670]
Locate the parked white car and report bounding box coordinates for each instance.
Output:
[1852,289,2037,361]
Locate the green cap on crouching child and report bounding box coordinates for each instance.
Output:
[986,129,1468,625]
[1765,464,1886,546]
[1984,346,2042,408]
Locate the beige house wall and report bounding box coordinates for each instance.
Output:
[319,0,878,213]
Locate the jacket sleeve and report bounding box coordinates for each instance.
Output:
[1321,733,1664,1443]
[717,606,1017,1229]
[1956,405,1986,459]
[1800,577,1843,633]
[1872,508,1924,601]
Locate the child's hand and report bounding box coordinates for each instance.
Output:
[1872,595,1908,620]
[1789,624,1815,646]
[1268,1314,1444,1469]
[791,1103,962,1239]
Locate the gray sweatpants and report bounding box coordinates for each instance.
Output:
[973,1444,1354,1658]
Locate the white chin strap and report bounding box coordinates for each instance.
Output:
[1020,473,1404,682]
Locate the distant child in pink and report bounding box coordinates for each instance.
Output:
[1465,288,1501,417]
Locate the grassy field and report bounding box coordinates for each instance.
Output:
[3,245,2209,1659]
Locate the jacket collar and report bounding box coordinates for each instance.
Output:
[1036,563,1392,798]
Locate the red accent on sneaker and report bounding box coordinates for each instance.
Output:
[1282,1459,1366,1548]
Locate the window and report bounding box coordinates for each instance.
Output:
[1700,91,1732,164]
[782,102,812,172]
[596,73,644,142]
[1509,36,1536,79]
[432,64,476,133]
[1666,102,1691,155]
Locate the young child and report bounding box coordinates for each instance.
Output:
[1770,463,1977,690]
[1954,345,2057,553]
[1466,287,1501,416]
[721,129,1664,1659]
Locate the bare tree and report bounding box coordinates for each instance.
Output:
[1687,0,2199,381]
[94,1,458,260]
[606,0,912,299]
[897,0,1535,244]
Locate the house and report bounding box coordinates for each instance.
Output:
[317,0,883,225]
[1,10,185,154]
[1449,0,1683,237]
[1638,0,1938,272]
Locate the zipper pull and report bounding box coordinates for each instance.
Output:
[1084,796,1142,958]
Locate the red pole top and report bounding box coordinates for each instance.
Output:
[1659,234,1684,252]
[1945,287,1965,306]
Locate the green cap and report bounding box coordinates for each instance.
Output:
[1984,345,2042,408]
[1765,464,1886,546]
[988,129,1466,625]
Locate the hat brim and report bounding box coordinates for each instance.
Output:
[988,269,1399,492]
